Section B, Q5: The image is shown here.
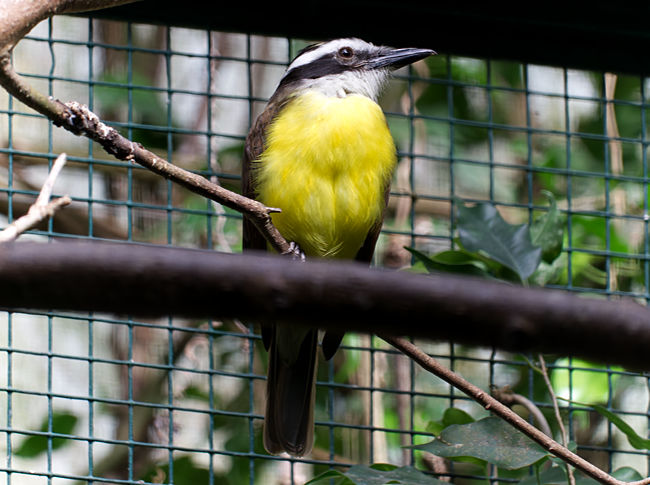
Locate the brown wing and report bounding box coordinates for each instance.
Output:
[242,95,290,350]
[355,182,391,264]
[242,95,288,252]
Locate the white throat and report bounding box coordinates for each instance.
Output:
[294,69,389,100]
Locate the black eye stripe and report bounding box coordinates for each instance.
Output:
[279,50,374,88]
[280,55,348,87]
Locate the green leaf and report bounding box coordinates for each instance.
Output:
[141,456,210,485]
[517,466,642,485]
[182,385,210,401]
[411,416,548,470]
[456,200,542,281]
[570,466,644,485]
[530,255,566,286]
[306,464,446,485]
[591,405,650,450]
[405,247,490,277]
[518,465,567,485]
[305,469,351,484]
[14,411,78,458]
[530,191,565,264]
[611,467,644,481]
[426,407,476,435]
[441,407,475,426]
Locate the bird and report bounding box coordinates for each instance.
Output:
[241,37,434,457]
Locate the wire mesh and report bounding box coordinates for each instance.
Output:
[0,13,648,485]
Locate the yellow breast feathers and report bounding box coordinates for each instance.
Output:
[255,90,396,259]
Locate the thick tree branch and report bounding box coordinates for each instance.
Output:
[381,335,650,485]
[0,240,648,371]
[0,0,140,55]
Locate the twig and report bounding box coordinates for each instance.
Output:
[36,152,67,205]
[0,153,71,242]
[380,335,650,485]
[538,354,576,485]
[538,356,568,444]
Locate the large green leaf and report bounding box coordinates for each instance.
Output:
[411,417,548,470]
[14,411,78,458]
[456,201,542,281]
[306,464,446,485]
[530,191,565,264]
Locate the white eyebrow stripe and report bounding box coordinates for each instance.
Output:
[285,38,374,73]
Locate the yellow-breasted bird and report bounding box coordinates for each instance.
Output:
[242,38,434,456]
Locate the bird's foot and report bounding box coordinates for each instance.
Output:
[282,241,306,262]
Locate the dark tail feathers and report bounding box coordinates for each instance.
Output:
[264,327,318,456]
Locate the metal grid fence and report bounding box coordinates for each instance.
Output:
[0,14,648,485]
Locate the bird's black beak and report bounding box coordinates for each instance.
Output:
[367,46,436,70]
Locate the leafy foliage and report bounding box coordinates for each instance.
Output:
[14,411,78,458]
[456,201,542,282]
[530,191,566,264]
[410,407,649,485]
[307,464,447,485]
[425,407,475,435]
[411,417,548,470]
[142,456,210,485]
[410,194,564,285]
[517,465,643,485]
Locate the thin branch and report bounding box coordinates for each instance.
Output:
[0,153,71,242]
[380,335,650,485]
[538,354,576,485]
[35,152,68,206]
[538,356,568,444]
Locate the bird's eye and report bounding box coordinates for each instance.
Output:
[338,47,354,59]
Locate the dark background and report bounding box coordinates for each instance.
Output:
[85,1,650,75]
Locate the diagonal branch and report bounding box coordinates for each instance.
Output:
[0,152,71,242]
[380,335,650,485]
[538,353,575,485]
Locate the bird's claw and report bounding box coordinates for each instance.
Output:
[283,242,306,262]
